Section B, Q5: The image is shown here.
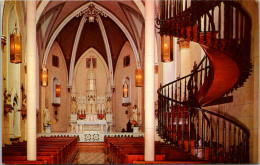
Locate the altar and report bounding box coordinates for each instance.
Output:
[69,57,114,134]
[76,120,108,133]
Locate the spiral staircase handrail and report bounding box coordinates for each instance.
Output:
[195,107,250,137]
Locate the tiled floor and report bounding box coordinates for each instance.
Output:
[73,146,106,164]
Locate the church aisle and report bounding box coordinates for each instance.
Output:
[73,143,106,164]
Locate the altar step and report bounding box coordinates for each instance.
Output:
[78,142,106,148]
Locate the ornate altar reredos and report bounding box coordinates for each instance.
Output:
[70,57,113,133]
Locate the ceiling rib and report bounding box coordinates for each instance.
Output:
[68,15,86,89]
[97,15,114,86]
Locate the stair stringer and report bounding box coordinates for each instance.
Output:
[195,44,240,106]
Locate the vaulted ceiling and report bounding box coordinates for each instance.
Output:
[36,1,145,75]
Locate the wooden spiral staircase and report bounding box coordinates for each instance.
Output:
[156,0,251,163]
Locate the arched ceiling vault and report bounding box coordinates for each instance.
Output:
[36,1,145,88]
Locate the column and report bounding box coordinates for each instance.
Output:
[144,0,155,161]
[26,1,37,160]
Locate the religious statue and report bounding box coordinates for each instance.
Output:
[22,94,27,111]
[132,105,139,126]
[106,97,112,114]
[4,90,13,113]
[12,95,19,137]
[123,81,128,97]
[43,106,51,126]
[71,98,77,114]
[87,97,96,114]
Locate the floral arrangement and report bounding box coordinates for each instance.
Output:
[78,114,86,120]
[131,120,138,127]
[97,114,105,120]
[47,121,52,126]
[44,120,52,127]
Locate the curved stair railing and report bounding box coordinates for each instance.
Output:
[156,0,251,163]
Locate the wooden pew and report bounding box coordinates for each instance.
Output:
[2,150,59,164]
[104,137,144,154]
[123,154,166,164]
[3,156,54,164]
[2,160,48,164]
[2,137,78,164]
[110,142,177,163]
[133,160,210,164]
[109,143,169,163]
[106,137,202,164]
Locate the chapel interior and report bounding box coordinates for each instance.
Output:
[1,0,259,164]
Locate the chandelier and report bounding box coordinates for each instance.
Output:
[76,3,107,22]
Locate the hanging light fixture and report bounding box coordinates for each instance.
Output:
[135,69,143,87]
[10,23,21,63]
[41,68,48,87]
[123,81,128,98]
[161,35,173,62]
[56,84,61,97]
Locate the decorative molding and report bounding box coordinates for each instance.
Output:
[178,38,190,49]
[76,3,107,22]
[38,132,144,142]
[154,65,158,74]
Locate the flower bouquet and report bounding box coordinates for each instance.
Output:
[97,114,105,120]
[131,120,138,127]
[78,114,86,120]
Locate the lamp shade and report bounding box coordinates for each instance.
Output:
[41,68,48,87]
[135,69,143,87]
[10,25,21,63]
[56,84,61,97]
[161,35,173,62]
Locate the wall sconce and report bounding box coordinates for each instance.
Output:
[56,84,61,97]
[135,69,143,87]
[161,35,173,62]
[41,68,48,87]
[123,81,128,98]
[52,78,60,106]
[10,23,21,63]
